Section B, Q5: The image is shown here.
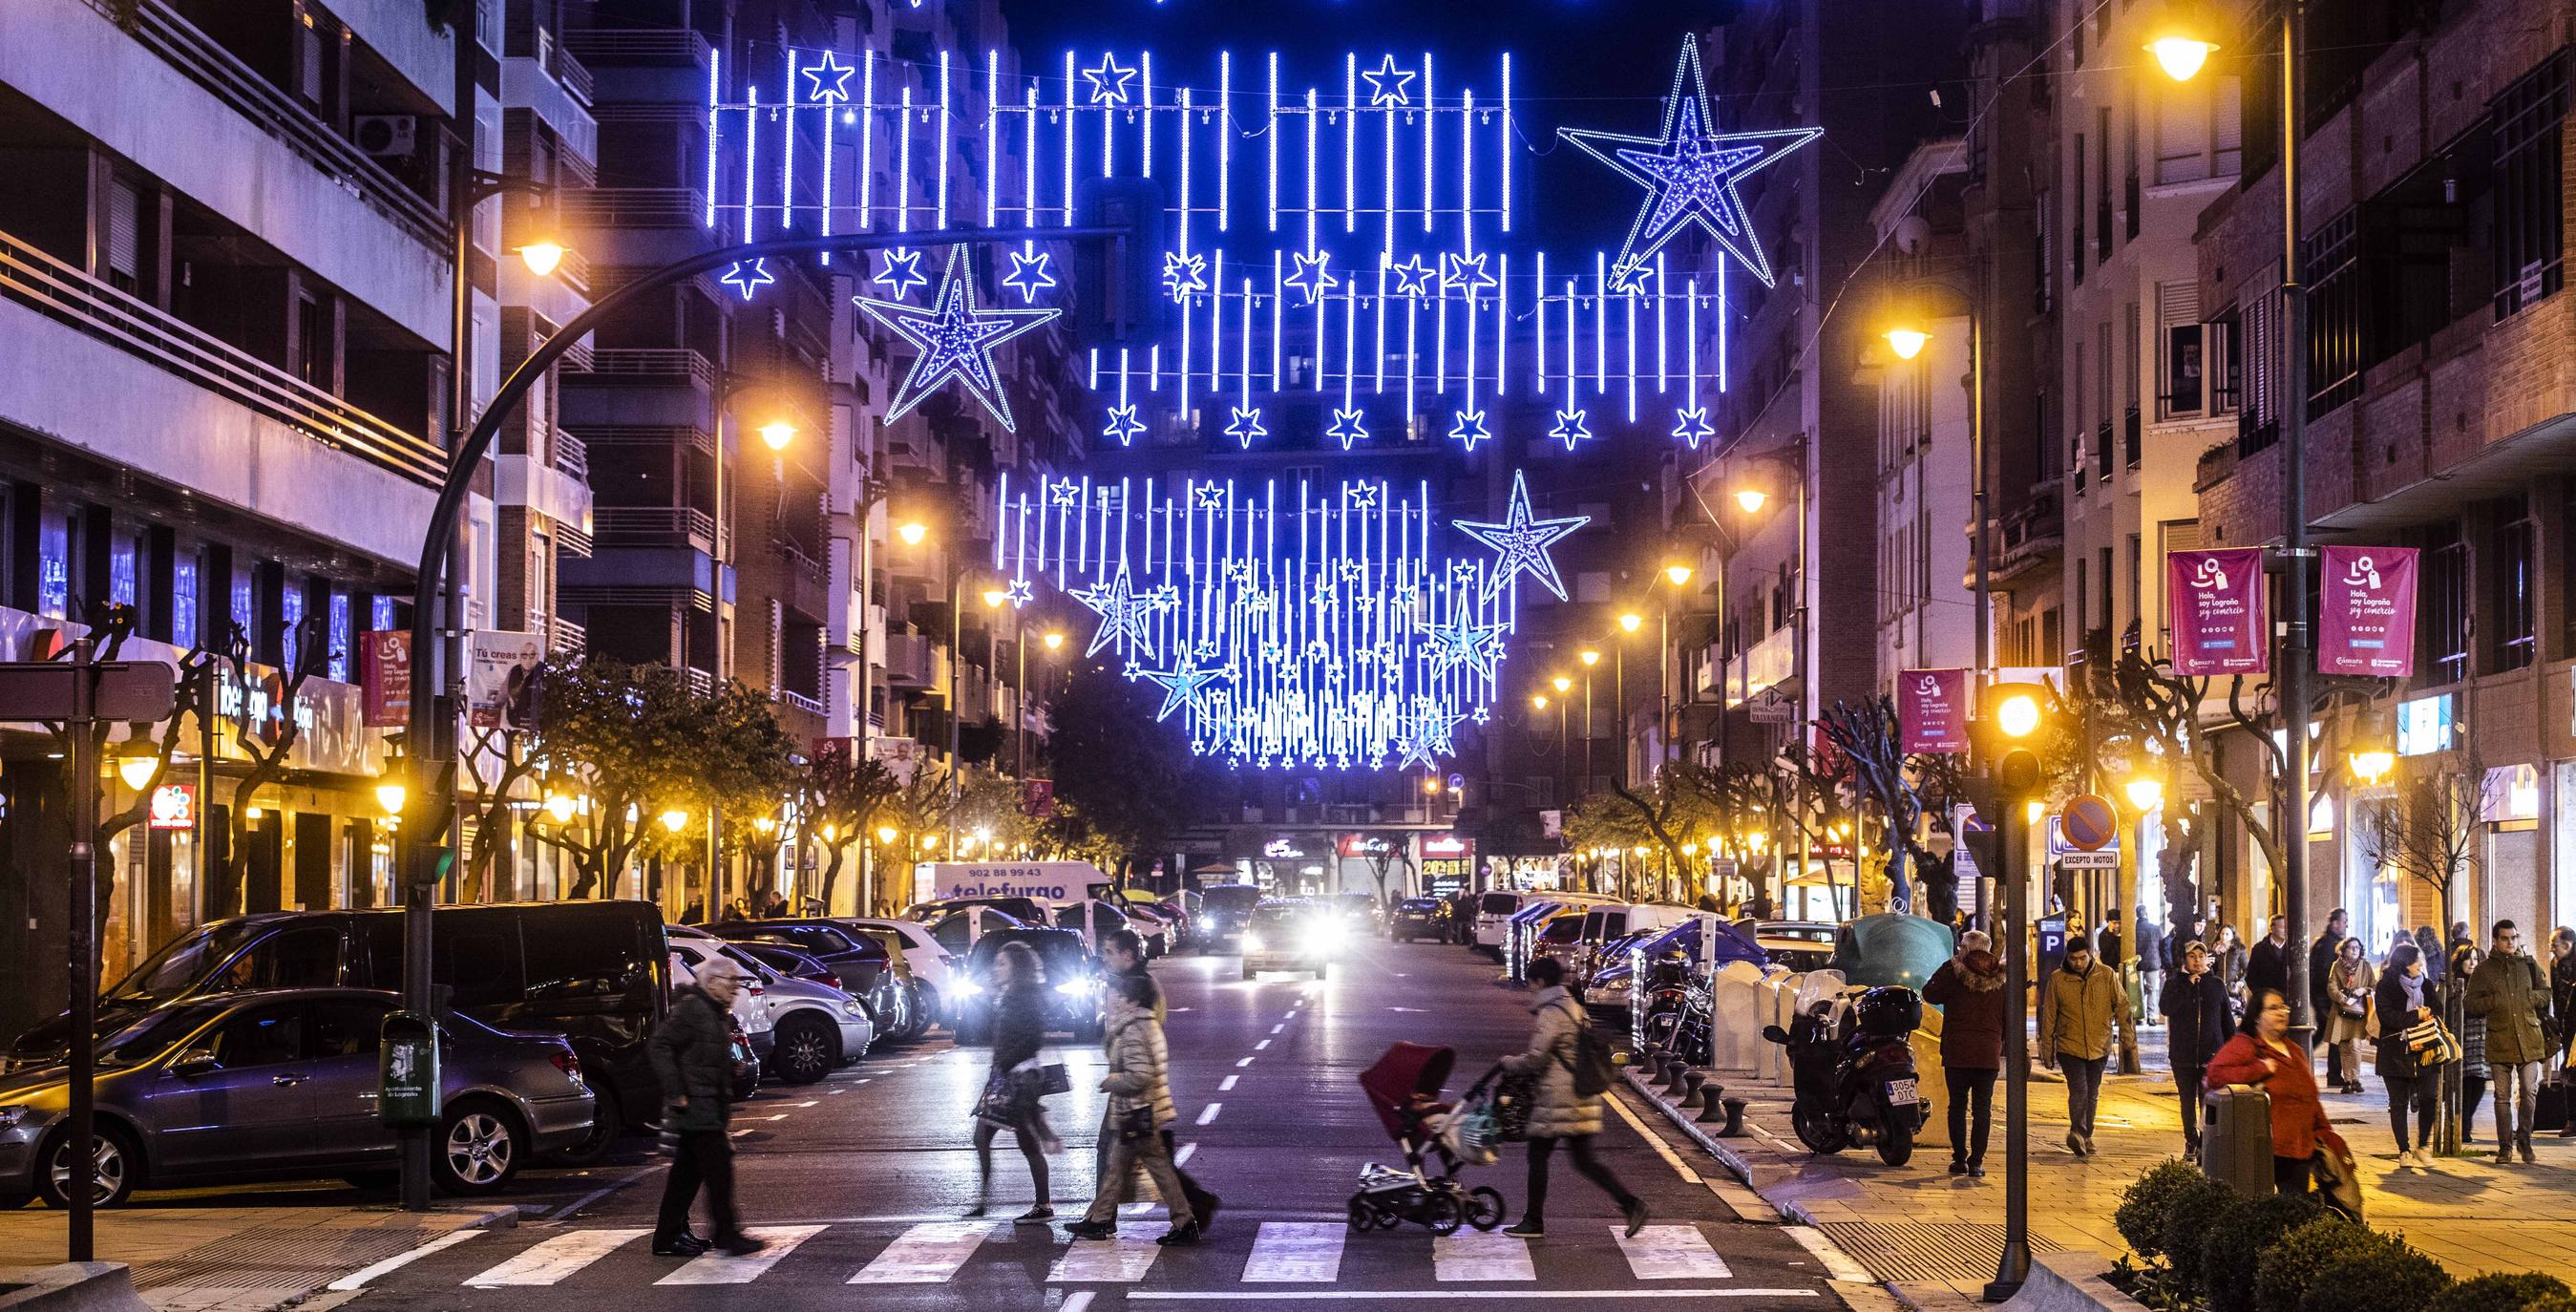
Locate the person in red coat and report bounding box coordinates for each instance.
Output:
[2204,987,2331,1195]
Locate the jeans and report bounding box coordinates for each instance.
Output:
[2323,1035,2347,1088]
[2176,1063,2208,1147]
[2140,971,2164,1023]
[2060,1054,2108,1138]
[656,1129,741,1243]
[1084,1118,1195,1228]
[2494,1059,2545,1149]
[2384,1069,2439,1152]
[1524,1134,1636,1222]
[1945,1067,1996,1164]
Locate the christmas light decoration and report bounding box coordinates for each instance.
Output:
[1002,247,1057,301]
[1224,404,1268,448]
[1326,407,1370,451]
[801,52,855,104]
[991,473,1585,768]
[1549,405,1593,451]
[853,246,1063,430]
[875,247,928,297]
[1361,53,1416,107]
[720,258,773,300]
[1447,407,1492,453]
[1559,35,1821,290]
[1102,404,1147,446]
[1454,470,1586,603]
[1084,53,1138,106]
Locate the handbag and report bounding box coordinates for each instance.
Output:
[1038,1063,1072,1096]
[2398,1016,2459,1067]
[1115,1104,1157,1143]
[1492,1069,1538,1142]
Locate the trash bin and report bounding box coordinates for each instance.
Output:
[379,1010,441,1128]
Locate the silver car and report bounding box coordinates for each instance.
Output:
[0,988,593,1208]
[666,933,872,1085]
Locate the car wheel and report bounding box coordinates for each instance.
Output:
[913,984,942,1032]
[771,1015,837,1086]
[37,1123,137,1209]
[433,1102,525,1195]
[548,1084,623,1166]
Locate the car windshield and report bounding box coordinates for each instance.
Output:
[1479,893,1519,915]
[97,1002,223,1069]
[1249,904,1309,929]
[1200,886,1260,912]
[105,923,263,1004]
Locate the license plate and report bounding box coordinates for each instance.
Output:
[1884,1078,1919,1106]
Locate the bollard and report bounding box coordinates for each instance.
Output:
[1696,1084,1730,1122]
[1715,1096,1750,1137]
[1679,1070,1708,1109]
[1660,1059,1688,1092]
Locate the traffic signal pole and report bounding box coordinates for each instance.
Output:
[394,223,1134,1211]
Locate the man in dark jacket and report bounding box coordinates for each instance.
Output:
[2247,915,2291,999]
[650,956,762,1258]
[2134,913,2166,1027]
[2310,908,2351,1086]
[2159,942,2233,1154]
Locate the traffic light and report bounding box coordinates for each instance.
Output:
[1977,680,2052,797]
[1072,177,1170,349]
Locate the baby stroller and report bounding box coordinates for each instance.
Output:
[1348,1042,1507,1234]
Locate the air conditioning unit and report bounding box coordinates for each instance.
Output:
[352,115,419,158]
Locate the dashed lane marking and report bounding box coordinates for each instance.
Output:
[463,1228,648,1287]
[1432,1232,1534,1282]
[1612,1225,1734,1280]
[1047,1237,1163,1283]
[1196,1102,1223,1125]
[1174,1142,1198,1165]
[1237,1057,1256,1068]
[1241,1221,1346,1282]
[1220,1075,1239,1091]
[847,1221,995,1284]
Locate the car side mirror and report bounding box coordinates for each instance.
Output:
[1761,1026,1791,1046]
[169,1047,222,1077]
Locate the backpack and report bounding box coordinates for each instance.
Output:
[1556,1002,1617,1097]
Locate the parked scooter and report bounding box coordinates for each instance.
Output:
[1762,985,1930,1166]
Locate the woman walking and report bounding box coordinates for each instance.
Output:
[2213,924,2250,1010]
[1503,958,1648,1239]
[2375,942,2441,1167]
[1923,932,2004,1176]
[2323,938,2375,1094]
[2205,988,2332,1195]
[1066,973,1197,1245]
[2040,941,2121,1156]
[966,941,1058,1221]
[2452,944,2490,1142]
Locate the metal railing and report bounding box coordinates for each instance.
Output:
[550,427,588,481]
[0,228,445,485]
[777,688,824,716]
[547,615,587,656]
[591,505,715,544]
[564,348,719,390]
[561,28,713,68]
[98,0,446,248]
[557,187,706,229]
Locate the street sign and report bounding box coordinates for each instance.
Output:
[0,661,178,723]
[1748,688,1799,724]
[2060,794,2118,851]
[2059,849,2120,869]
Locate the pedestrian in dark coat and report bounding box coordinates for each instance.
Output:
[2247,916,2292,1000]
[2134,913,2166,1027]
[2159,942,2233,1154]
[2374,942,2440,1165]
[2417,926,2446,984]
[2466,921,2553,1163]
[1923,933,2004,1174]
[649,957,763,1257]
[2310,909,2352,1088]
[967,941,1057,1221]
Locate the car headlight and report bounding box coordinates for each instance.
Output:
[954,978,984,996]
[1241,933,1265,952]
[1056,978,1098,997]
[1306,923,1345,951]
[840,1000,867,1018]
[0,1105,30,1132]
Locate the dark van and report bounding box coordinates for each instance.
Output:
[5,900,668,1161]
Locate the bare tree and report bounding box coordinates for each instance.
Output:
[456,720,544,902]
[2361,768,2481,958]
[211,614,332,911]
[1816,694,1968,920]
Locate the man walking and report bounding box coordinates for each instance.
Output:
[2135,911,2165,1027]
[2247,915,2291,1000]
[2466,920,2553,1164]
[1096,929,1221,1229]
[2310,908,2351,1087]
[2160,942,2232,1155]
[649,956,764,1257]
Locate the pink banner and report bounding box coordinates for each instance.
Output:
[1898,668,1971,752]
[2319,545,2418,677]
[2168,547,2270,676]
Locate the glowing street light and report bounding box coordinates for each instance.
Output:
[876,824,898,844]
[117,755,158,790]
[2123,775,2166,813]
[375,781,408,815]
[1617,612,1643,634]
[757,419,796,452]
[2147,33,2218,81]
[516,241,566,277]
[1733,487,1767,514]
[1043,631,1066,651]
[982,587,1009,609]
[897,520,929,546]
[543,793,578,823]
[660,807,689,834]
[1531,693,1550,711]
[1663,563,1694,587]
[1883,326,1931,361]
[1552,675,1573,693]
[1578,649,1600,668]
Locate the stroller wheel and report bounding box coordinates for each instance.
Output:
[1465,1185,1506,1232]
[1421,1190,1466,1236]
[1346,1196,1380,1233]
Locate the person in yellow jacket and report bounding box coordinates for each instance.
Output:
[2039,940,2122,1156]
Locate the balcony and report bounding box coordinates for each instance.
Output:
[558,187,706,230]
[592,505,715,549]
[1988,489,2064,585]
[777,688,824,717]
[883,633,936,688]
[561,28,712,104]
[548,615,587,657]
[566,348,719,389]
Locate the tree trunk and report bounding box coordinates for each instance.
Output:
[818,844,846,914]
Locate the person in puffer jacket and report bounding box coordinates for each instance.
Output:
[1501,958,1646,1240]
[1066,972,1197,1246]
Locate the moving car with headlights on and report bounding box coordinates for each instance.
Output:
[950,927,1103,1044]
[1240,899,1341,980]
[1386,898,1448,942]
[1193,883,1263,949]
[0,988,592,1209]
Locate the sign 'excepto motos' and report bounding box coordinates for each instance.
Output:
[2167,547,2269,676]
[2317,544,2418,678]
[1896,667,1970,753]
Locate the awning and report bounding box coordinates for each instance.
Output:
[2313,412,2576,534]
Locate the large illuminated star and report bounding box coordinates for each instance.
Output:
[853,246,1062,431]
[721,259,773,300]
[1327,407,1370,451]
[801,52,855,105]
[1672,406,1716,450]
[1559,35,1821,289]
[1441,252,1496,294]
[1454,470,1590,603]
[1361,54,1416,107]
[1425,610,1508,682]
[1072,562,1173,658]
[1143,661,1229,721]
[1084,54,1138,106]
[1225,405,1267,448]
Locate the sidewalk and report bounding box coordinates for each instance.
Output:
[0,1204,517,1312]
[1630,1027,2576,1309]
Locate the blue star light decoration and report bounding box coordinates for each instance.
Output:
[1343,482,1381,511]
[1361,54,1416,107]
[1002,248,1057,302]
[1448,407,1493,453]
[1004,577,1034,607]
[1425,611,1507,682]
[1550,406,1594,451]
[1560,35,1822,290]
[801,52,855,104]
[721,259,773,301]
[1285,251,1339,305]
[1225,404,1268,448]
[874,247,929,298]
[1144,662,1230,721]
[1387,255,1438,297]
[852,246,1062,431]
[1327,407,1370,451]
[1083,54,1138,106]
[1441,252,1497,294]
[1071,562,1174,658]
[1456,470,1590,603]
[1672,406,1716,450]
[1162,251,1209,301]
[1102,404,1147,446]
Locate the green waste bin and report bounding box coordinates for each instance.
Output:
[379,1010,441,1128]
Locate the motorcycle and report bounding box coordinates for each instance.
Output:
[1761,985,1929,1167]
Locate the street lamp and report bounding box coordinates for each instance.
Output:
[876,824,898,844]
[516,241,567,277]
[660,808,690,834]
[1882,326,1931,361]
[543,793,578,823]
[2347,708,2395,784]
[1043,631,1066,651]
[1732,488,1766,515]
[897,519,929,546]
[376,781,409,816]
[756,419,796,452]
[116,754,158,790]
[2122,774,2166,815]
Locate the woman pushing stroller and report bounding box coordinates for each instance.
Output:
[1501,959,1649,1239]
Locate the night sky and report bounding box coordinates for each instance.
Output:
[995,0,1753,253]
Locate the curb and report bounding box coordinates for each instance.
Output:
[1620,1068,1762,1189]
[0,1264,149,1312]
[1996,1253,2152,1312]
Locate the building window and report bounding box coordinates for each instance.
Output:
[2490,502,2536,673]
[2071,135,2087,286]
[2236,292,2280,455]
[37,510,67,620]
[172,550,199,653]
[2421,521,2466,685]
[2306,209,2362,418]
[2494,56,2566,320]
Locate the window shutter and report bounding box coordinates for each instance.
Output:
[105,179,139,282]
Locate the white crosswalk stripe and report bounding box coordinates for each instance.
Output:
[848,1221,996,1284]
[1433,1231,1536,1281]
[1614,1224,1734,1280]
[1240,1221,1345,1282]
[463,1228,649,1287]
[654,1225,827,1285]
[1047,1236,1164,1282]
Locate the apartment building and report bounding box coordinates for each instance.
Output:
[2191,0,2576,946]
[0,0,486,1034]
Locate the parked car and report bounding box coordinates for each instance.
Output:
[1755,921,1841,973]
[1194,883,1263,949]
[836,924,935,1039]
[1103,889,1193,953]
[7,902,665,1164]
[702,921,914,1038]
[664,935,775,1096]
[918,905,1029,961]
[1472,890,1536,956]
[1329,892,1381,935]
[1048,899,1139,954]
[715,942,883,1081]
[1241,899,1337,980]
[845,917,964,1024]
[1117,902,1178,957]
[1386,898,1447,942]
[951,927,1102,1044]
[0,988,592,1209]
[905,896,1050,926]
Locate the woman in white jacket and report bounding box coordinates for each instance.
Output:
[1501,958,1648,1239]
[1066,972,1198,1246]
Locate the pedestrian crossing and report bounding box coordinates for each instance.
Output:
[400,1217,1760,1294]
